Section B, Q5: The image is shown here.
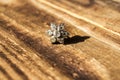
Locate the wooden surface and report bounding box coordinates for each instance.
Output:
[0,0,120,80]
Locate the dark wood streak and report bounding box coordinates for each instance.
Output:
[0,52,29,80]
[0,65,13,80]
[50,0,95,7]
[68,0,95,7]
[0,43,24,63]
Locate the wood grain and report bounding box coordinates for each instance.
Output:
[0,0,120,80]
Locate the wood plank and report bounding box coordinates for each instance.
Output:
[0,0,120,80]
